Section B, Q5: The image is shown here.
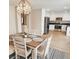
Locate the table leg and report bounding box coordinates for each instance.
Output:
[32,48,37,59]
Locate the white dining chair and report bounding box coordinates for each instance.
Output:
[9,35,15,59]
[66,26,70,37]
[9,45,15,56]
[13,36,32,59]
[37,35,52,59]
[66,26,70,42]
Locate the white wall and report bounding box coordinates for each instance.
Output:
[41,9,46,34]
[29,9,70,34]
[9,5,17,34]
[16,13,22,33]
[9,5,23,34]
[29,9,49,35]
[29,9,42,35]
[50,11,70,21]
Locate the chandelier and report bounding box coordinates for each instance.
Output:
[16,0,31,14]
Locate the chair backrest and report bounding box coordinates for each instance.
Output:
[13,35,27,57]
[66,26,70,36]
[44,35,52,56]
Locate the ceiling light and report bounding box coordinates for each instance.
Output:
[16,0,31,14]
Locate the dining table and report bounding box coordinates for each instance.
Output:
[9,33,48,59]
[26,34,48,59]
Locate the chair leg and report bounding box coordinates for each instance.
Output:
[25,56,27,59]
[15,54,17,59]
[46,54,49,59]
[18,56,20,59]
[41,56,45,59]
[44,56,45,59]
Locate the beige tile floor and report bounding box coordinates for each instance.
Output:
[49,30,70,54]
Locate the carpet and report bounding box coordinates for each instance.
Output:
[38,48,69,59]
[9,48,69,59]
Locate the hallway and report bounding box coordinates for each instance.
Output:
[49,30,70,53]
[50,30,70,59]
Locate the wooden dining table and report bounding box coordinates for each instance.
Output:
[26,35,48,59]
[9,33,48,59]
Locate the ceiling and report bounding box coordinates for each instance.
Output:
[9,0,70,12]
